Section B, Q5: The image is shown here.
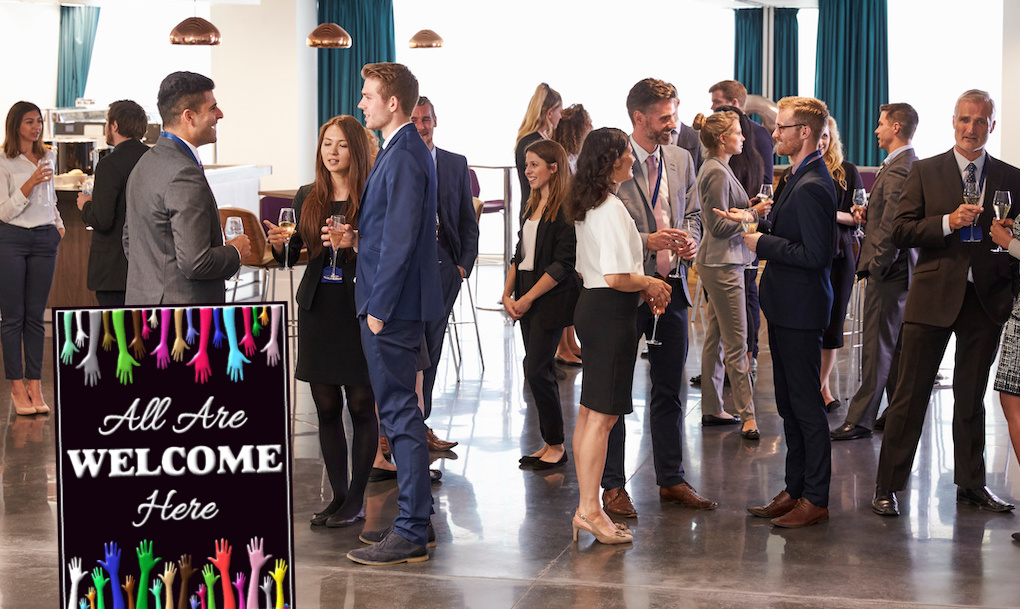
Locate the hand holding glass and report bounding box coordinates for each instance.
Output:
[962,182,981,242]
[741,208,759,233]
[224,216,244,282]
[278,207,296,268]
[852,189,868,237]
[992,190,1012,252]
[325,214,346,280]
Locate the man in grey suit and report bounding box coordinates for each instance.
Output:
[124,71,250,305]
[832,103,919,441]
[601,78,714,518]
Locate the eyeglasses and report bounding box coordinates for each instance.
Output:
[776,123,806,131]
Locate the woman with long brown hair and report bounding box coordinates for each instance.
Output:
[264,115,377,527]
[515,83,562,220]
[503,139,579,470]
[0,101,64,415]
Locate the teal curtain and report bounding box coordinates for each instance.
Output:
[56,6,101,107]
[773,8,799,100]
[317,0,396,127]
[815,0,888,166]
[734,9,763,96]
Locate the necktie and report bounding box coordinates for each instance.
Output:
[645,154,671,277]
[966,162,977,187]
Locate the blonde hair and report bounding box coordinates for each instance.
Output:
[515,83,561,146]
[692,111,740,154]
[821,116,847,190]
[776,96,829,143]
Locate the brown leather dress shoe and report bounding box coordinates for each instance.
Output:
[426,428,458,451]
[747,491,797,518]
[659,483,718,510]
[770,498,828,528]
[602,487,638,517]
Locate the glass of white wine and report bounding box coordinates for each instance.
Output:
[325,214,346,280]
[758,183,773,205]
[992,190,1012,252]
[852,188,868,238]
[741,208,759,233]
[224,216,244,282]
[962,182,981,242]
[278,207,296,268]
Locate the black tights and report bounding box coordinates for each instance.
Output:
[309,382,377,519]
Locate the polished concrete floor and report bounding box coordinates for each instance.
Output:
[2,264,1020,608]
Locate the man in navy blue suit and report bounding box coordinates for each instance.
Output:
[346,62,445,565]
[411,96,478,450]
[738,96,836,528]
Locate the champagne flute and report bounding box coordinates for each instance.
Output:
[224,216,244,282]
[646,303,665,347]
[669,218,693,279]
[278,207,296,268]
[325,214,346,280]
[992,190,1012,252]
[962,181,981,242]
[852,188,868,238]
[741,208,759,233]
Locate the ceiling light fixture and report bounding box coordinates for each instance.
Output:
[409,29,443,49]
[307,23,352,48]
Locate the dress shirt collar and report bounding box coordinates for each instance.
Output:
[883,144,913,165]
[630,135,660,168]
[382,122,413,149]
[953,148,986,179]
[429,143,437,166]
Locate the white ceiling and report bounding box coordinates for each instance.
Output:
[692,0,819,8]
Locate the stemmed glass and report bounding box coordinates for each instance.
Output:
[992,190,1012,252]
[962,181,981,242]
[741,208,759,233]
[669,218,693,279]
[646,303,665,347]
[278,207,296,267]
[326,214,346,280]
[758,183,773,205]
[852,188,868,238]
[224,216,244,282]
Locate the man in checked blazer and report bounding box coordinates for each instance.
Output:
[123,71,249,305]
[832,103,919,441]
[873,90,1020,517]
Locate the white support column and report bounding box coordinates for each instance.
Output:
[1002,0,1020,165]
[763,6,775,99]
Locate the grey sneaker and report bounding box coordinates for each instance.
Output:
[360,522,436,547]
[347,530,429,565]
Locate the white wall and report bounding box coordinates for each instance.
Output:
[1000,0,1020,165]
[0,2,62,119]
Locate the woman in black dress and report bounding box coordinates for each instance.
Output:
[265,115,376,527]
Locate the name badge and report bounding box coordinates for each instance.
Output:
[960,226,983,243]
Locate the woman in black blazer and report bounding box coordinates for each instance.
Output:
[265,115,377,527]
[514,83,562,221]
[503,139,579,470]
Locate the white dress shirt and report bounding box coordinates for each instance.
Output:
[0,149,64,230]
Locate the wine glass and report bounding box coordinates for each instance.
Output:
[758,183,773,205]
[741,208,759,233]
[325,214,346,280]
[646,303,665,347]
[852,188,868,238]
[962,181,981,242]
[278,207,296,268]
[669,218,693,279]
[224,216,244,282]
[992,190,1012,252]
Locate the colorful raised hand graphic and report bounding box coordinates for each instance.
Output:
[157,562,177,609]
[121,575,135,609]
[98,542,124,609]
[177,556,196,609]
[149,309,159,329]
[129,311,147,359]
[87,586,96,609]
[75,310,87,347]
[232,574,246,609]
[81,599,88,609]
[185,309,198,345]
[223,307,250,382]
[260,306,281,367]
[151,309,173,369]
[140,310,152,340]
[251,307,263,337]
[61,311,80,364]
[245,538,271,609]
[196,584,207,609]
[112,311,140,385]
[91,567,109,609]
[149,581,163,609]
[258,306,269,328]
[186,309,213,384]
[269,560,287,609]
[135,540,161,609]
[188,597,198,609]
[207,538,234,609]
[212,308,225,349]
[259,577,272,609]
[67,557,86,609]
[102,311,116,351]
[172,309,189,362]
[77,311,102,386]
[239,308,257,357]
[200,565,219,609]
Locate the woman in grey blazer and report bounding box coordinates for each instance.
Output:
[694,111,767,439]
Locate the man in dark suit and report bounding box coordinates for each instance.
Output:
[670,99,703,172]
[411,96,478,451]
[600,78,713,518]
[832,103,919,441]
[123,72,250,306]
[873,90,1020,517]
[346,62,445,565]
[709,80,774,188]
[742,96,836,528]
[76,100,149,307]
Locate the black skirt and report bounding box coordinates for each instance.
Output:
[574,287,640,415]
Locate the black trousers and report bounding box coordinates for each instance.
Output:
[0,223,59,380]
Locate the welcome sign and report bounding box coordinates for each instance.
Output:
[53,304,294,609]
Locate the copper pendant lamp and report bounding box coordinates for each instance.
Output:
[307,23,353,48]
[408,29,443,48]
[170,17,221,46]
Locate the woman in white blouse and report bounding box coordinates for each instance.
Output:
[567,127,671,544]
[0,101,64,415]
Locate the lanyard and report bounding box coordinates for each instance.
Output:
[161,131,202,167]
[650,148,664,209]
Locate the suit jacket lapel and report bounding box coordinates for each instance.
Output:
[665,154,680,223]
